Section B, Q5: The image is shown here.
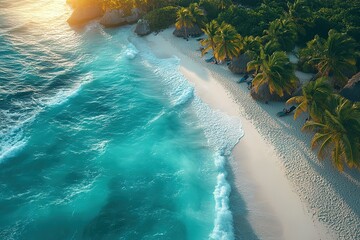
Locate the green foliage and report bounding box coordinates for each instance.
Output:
[217,0,232,10]
[303,96,360,171]
[217,6,264,36]
[298,35,323,73]
[287,77,333,121]
[284,0,312,45]
[200,20,219,56]
[144,6,178,32]
[300,30,358,86]
[188,3,206,27]
[174,4,205,37]
[248,51,298,97]
[257,2,285,25]
[213,22,243,61]
[201,20,245,61]
[233,0,261,7]
[177,0,194,7]
[199,0,220,20]
[263,18,298,52]
[175,7,195,37]
[217,4,283,37]
[218,0,359,48]
[298,0,360,42]
[242,36,262,59]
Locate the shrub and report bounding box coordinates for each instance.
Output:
[199,0,220,21]
[144,6,178,32]
[233,0,261,7]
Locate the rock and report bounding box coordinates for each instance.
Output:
[99,9,126,27]
[173,25,203,38]
[250,83,294,102]
[125,8,141,24]
[67,4,103,26]
[100,8,141,27]
[228,54,251,74]
[134,19,151,36]
[340,72,360,102]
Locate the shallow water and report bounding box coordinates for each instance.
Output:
[0,1,243,239]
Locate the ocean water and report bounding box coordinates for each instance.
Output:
[0,1,243,239]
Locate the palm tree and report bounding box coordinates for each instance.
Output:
[188,3,206,27]
[303,97,360,171]
[217,0,231,10]
[285,0,312,42]
[263,18,298,52]
[247,51,298,97]
[299,34,323,68]
[200,20,219,56]
[242,36,262,58]
[101,0,122,10]
[286,0,311,21]
[213,22,242,61]
[175,8,195,39]
[287,77,333,120]
[246,45,265,75]
[309,30,358,86]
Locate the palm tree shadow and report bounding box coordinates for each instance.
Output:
[255,101,360,223]
[298,147,360,218]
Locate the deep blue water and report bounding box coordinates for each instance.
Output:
[0,1,243,239]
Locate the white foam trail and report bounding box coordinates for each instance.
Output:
[192,97,243,240]
[0,114,35,162]
[84,21,105,34]
[0,137,27,162]
[141,55,195,107]
[0,74,94,162]
[134,41,244,239]
[38,73,93,106]
[123,43,139,60]
[210,153,234,240]
[145,110,166,127]
[174,87,194,106]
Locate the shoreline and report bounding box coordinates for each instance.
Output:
[138,27,360,239]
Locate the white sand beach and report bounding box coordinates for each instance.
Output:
[139,28,360,240]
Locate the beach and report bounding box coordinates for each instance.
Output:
[140,28,360,240]
[2,0,360,238]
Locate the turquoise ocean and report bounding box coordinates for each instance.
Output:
[0,1,244,239]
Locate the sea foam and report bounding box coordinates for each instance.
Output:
[123,43,139,60]
[135,40,244,239]
[0,73,94,162]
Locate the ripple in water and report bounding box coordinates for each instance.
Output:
[0,1,243,239]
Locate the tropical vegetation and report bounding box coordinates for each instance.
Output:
[200,20,219,56]
[303,97,360,171]
[144,6,178,32]
[212,22,242,61]
[68,0,360,171]
[248,51,298,97]
[174,3,205,38]
[175,7,195,38]
[262,18,298,52]
[300,30,358,87]
[287,77,332,121]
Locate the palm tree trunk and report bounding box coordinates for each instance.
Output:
[224,44,228,63]
[211,41,215,53]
